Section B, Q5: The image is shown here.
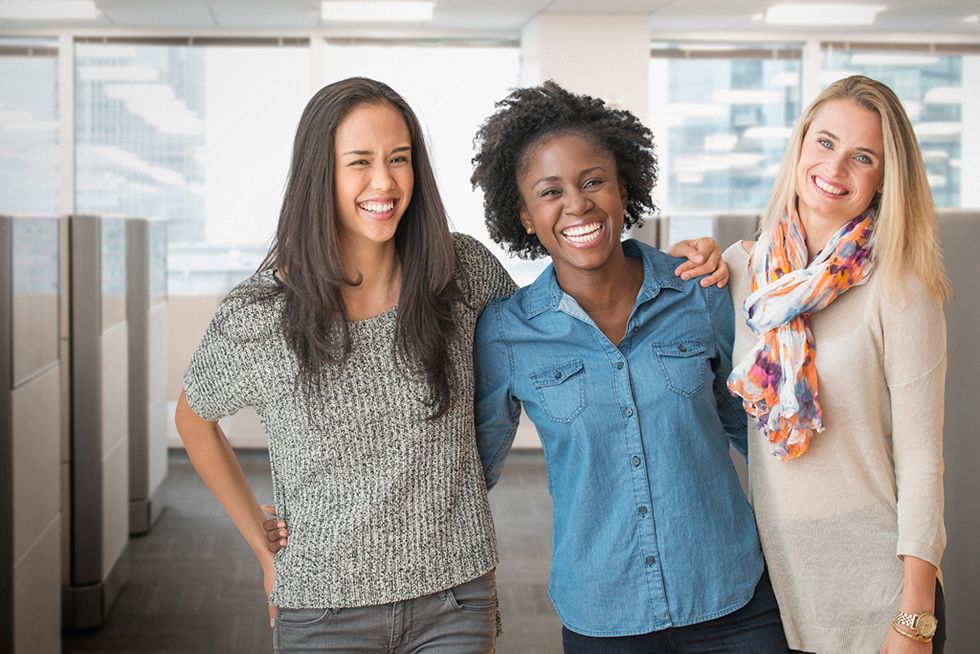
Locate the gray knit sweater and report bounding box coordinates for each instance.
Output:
[183,233,517,608]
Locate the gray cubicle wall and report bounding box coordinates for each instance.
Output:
[936,210,979,652]
[126,219,168,535]
[62,215,130,629]
[1,216,62,653]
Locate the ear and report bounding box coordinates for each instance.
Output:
[519,205,533,232]
[618,177,628,210]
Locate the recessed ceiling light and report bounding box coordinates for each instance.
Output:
[0,1,99,19]
[765,3,885,26]
[321,1,435,23]
[963,14,979,24]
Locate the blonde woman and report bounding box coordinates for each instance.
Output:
[724,75,949,654]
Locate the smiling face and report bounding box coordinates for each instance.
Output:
[795,98,885,230]
[517,132,628,276]
[333,102,414,247]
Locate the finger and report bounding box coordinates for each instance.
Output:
[701,268,730,288]
[692,236,719,258]
[668,241,705,264]
[673,260,698,276]
[269,603,277,629]
[261,504,277,518]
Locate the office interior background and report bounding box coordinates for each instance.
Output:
[1,0,978,652]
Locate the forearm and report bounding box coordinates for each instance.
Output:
[176,393,275,571]
[899,556,937,613]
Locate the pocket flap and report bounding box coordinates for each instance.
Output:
[530,358,585,388]
[653,340,707,358]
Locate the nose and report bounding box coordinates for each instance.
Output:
[371,165,395,192]
[825,151,847,177]
[564,188,593,216]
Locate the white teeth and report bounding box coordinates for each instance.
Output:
[814,177,847,195]
[360,201,395,213]
[562,222,601,237]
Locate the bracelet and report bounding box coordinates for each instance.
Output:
[890,621,932,644]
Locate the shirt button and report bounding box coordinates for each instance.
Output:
[631,456,641,467]
[644,555,655,566]
[632,326,639,335]
[638,505,648,515]
[616,361,625,370]
[624,407,634,417]
[678,343,687,352]
[554,371,562,380]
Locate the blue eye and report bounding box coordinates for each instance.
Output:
[855,154,872,165]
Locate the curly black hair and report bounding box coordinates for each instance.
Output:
[470,80,658,259]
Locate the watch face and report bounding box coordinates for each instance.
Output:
[917,614,938,638]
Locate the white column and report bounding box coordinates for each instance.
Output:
[521,13,650,119]
[58,33,74,216]
[960,54,980,208]
[801,38,822,107]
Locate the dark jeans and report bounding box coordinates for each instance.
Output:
[562,569,787,653]
[788,580,947,654]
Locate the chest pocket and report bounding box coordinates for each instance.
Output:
[529,359,587,424]
[653,340,708,398]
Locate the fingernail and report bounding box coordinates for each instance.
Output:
[280,538,286,545]
[279,529,286,536]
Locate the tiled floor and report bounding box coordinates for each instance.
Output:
[63,449,562,653]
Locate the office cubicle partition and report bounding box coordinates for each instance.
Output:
[127,218,169,535]
[62,215,130,629]
[936,210,979,652]
[0,215,62,653]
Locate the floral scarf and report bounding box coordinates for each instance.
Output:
[727,208,876,460]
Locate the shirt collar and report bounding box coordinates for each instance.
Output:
[522,239,683,320]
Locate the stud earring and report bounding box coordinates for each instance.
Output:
[526,227,535,235]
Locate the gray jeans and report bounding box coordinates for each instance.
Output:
[273,570,498,653]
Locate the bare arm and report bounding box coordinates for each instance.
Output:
[175,390,277,625]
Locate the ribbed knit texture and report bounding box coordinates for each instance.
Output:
[725,243,947,654]
[184,233,517,608]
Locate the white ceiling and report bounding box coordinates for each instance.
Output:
[0,0,978,36]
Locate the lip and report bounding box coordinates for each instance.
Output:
[811,174,849,199]
[559,220,606,249]
[357,197,398,221]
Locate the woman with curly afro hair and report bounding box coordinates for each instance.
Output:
[471,81,788,653]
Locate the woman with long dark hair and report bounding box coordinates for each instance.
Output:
[176,77,513,653]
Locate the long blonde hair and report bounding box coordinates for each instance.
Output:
[760,75,951,300]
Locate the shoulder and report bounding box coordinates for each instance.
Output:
[211,271,282,341]
[723,241,753,293]
[452,232,494,266]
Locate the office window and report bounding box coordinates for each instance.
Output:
[75,41,310,294]
[320,41,544,284]
[0,38,59,217]
[650,44,802,242]
[822,44,980,208]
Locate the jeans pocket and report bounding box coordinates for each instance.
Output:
[275,607,341,628]
[653,340,707,397]
[444,572,498,612]
[530,359,587,424]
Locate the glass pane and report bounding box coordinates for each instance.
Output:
[11,216,59,386]
[75,43,310,295]
[321,43,542,285]
[650,45,802,243]
[0,38,59,216]
[822,47,979,208]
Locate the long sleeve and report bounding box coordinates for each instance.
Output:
[706,282,749,458]
[883,277,947,567]
[473,298,521,491]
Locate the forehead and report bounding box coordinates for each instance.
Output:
[808,99,883,147]
[520,131,616,176]
[335,102,410,147]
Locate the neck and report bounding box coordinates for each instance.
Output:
[798,206,852,261]
[338,234,401,314]
[553,244,642,316]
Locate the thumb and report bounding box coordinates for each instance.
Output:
[269,603,277,629]
[262,504,277,518]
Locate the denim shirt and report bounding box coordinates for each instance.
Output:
[473,239,763,637]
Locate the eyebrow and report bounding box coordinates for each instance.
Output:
[532,166,607,187]
[341,145,412,156]
[816,130,880,158]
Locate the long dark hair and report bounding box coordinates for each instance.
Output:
[258,77,461,418]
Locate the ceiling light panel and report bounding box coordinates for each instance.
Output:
[321,1,435,23]
[765,3,886,26]
[0,0,99,19]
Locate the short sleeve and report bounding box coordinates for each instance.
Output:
[182,281,270,422]
[452,232,518,311]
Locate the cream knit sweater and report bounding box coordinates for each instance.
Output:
[724,242,946,653]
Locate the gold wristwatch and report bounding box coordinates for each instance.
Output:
[892,610,938,642]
